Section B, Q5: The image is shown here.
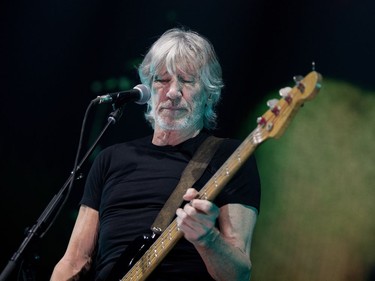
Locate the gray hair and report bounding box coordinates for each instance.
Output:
[138,28,224,130]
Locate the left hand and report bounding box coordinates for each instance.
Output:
[176,188,220,247]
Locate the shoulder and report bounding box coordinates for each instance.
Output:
[99,135,152,155]
[92,135,152,166]
[221,137,242,149]
[213,137,242,159]
[201,130,241,152]
[211,135,259,174]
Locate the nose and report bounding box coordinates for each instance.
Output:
[166,79,182,100]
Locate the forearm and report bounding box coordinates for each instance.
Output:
[50,257,91,281]
[194,228,252,281]
[50,205,98,281]
[50,234,95,281]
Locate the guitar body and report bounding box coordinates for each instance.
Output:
[105,233,157,281]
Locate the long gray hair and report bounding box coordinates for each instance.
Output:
[138,28,224,130]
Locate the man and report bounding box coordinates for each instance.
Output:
[51,28,260,281]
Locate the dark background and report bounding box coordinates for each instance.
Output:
[1,0,374,279]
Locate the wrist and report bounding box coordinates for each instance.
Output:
[196,227,220,248]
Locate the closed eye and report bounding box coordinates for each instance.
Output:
[178,76,196,84]
[154,78,169,83]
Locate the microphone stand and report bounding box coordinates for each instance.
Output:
[0,106,124,281]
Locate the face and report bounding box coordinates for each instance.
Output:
[150,69,206,132]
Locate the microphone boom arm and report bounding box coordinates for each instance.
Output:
[0,105,124,281]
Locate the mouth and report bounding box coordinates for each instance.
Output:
[158,107,188,118]
[162,107,184,110]
[160,105,188,111]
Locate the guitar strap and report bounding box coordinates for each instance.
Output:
[151,135,224,234]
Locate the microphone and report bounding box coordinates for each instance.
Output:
[92,84,151,105]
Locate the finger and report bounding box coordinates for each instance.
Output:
[183,188,199,201]
[178,204,209,228]
[176,208,218,245]
[176,207,200,233]
[190,199,220,217]
[176,208,206,234]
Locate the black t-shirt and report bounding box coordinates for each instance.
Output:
[80,131,261,281]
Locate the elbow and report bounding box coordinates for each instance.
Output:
[213,260,252,281]
[236,259,252,281]
[242,261,252,281]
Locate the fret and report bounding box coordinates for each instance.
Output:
[236,149,242,163]
[214,174,218,188]
[202,190,208,200]
[153,245,158,258]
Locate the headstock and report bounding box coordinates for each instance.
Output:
[255,71,322,142]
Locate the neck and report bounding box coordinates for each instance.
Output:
[152,127,202,146]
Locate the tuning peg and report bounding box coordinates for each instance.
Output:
[279,86,293,104]
[279,87,292,97]
[266,99,279,109]
[257,116,267,127]
[293,75,306,93]
[293,75,304,83]
[267,98,281,115]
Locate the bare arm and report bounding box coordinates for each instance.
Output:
[50,205,99,281]
[176,188,258,281]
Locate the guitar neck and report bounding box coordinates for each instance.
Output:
[121,129,261,281]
